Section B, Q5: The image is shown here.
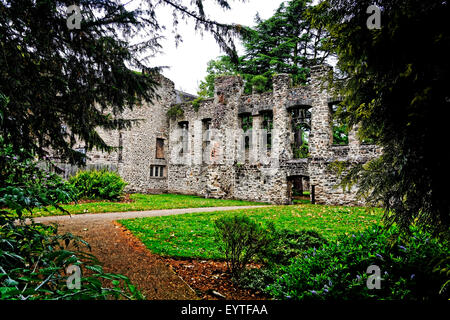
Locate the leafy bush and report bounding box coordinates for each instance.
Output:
[191,96,204,111]
[238,267,278,293]
[214,215,272,278]
[268,225,450,300]
[69,169,127,201]
[0,147,142,300]
[251,75,269,93]
[260,227,328,266]
[0,143,76,217]
[167,105,184,118]
[239,228,327,293]
[0,213,143,300]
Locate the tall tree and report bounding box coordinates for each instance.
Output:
[316,0,450,236]
[198,55,237,98]
[240,0,329,87]
[0,0,241,164]
[199,0,331,96]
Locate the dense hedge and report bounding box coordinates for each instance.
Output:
[267,225,450,300]
[69,170,127,201]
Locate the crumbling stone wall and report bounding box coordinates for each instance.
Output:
[77,65,381,206]
[79,74,175,193]
[165,64,381,205]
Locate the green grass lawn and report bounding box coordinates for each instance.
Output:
[118,204,383,260]
[27,194,264,217]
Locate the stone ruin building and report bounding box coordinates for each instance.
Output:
[67,64,381,206]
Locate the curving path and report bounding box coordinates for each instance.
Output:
[33,205,269,300]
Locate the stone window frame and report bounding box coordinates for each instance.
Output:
[150,165,166,178]
[118,132,123,163]
[239,113,253,150]
[290,105,312,159]
[178,121,189,156]
[329,103,349,146]
[260,111,273,151]
[155,137,165,159]
[202,118,212,163]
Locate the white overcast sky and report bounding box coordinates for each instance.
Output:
[149,0,286,95]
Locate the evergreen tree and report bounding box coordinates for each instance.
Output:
[0,0,241,164]
[317,0,450,236]
[199,0,331,96]
[240,0,329,87]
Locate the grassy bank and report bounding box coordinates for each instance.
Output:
[119,204,383,260]
[26,193,265,217]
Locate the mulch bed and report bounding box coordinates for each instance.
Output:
[159,257,269,300]
[115,222,268,300]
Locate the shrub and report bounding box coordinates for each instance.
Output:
[69,169,127,201]
[268,225,450,300]
[167,105,184,118]
[214,215,272,278]
[251,75,269,93]
[239,228,327,293]
[238,267,278,293]
[191,97,204,111]
[0,213,143,300]
[0,144,77,216]
[260,227,328,266]
[0,148,142,300]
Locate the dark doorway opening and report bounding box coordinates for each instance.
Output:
[287,175,311,204]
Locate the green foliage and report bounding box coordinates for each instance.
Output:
[261,227,328,266]
[0,0,242,165]
[250,75,269,93]
[268,225,450,300]
[120,204,382,260]
[0,214,143,300]
[69,170,127,201]
[0,143,76,218]
[293,145,309,159]
[239,228,327,293]
[433,256,450,295]
[241,114,253,133]
[191,97,204,112]
[198,56,238,98]
[214,215,272,278]
[332,123,349,145]
[328,160,349,176]
[292,131,309,158]
[316,0,450,236]
[0,146,142,300]
[199,0,331,95]
[239,0,329,88]
[237,267,278,293]
[167,105,184,118]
